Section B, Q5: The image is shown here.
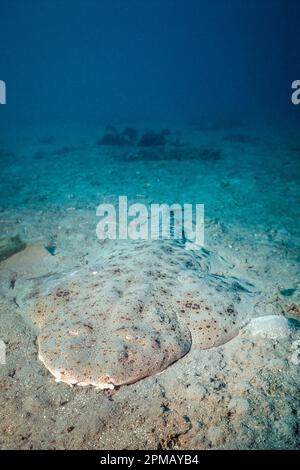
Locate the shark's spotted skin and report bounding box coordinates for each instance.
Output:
[22,240,258,389]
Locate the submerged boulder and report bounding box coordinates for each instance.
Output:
[21,240,259,389]
[0,235,26,262]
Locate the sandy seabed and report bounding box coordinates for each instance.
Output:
[0,122,300,449]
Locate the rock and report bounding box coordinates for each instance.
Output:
[279,288,296,297]
[245,315,299,340]
[0,235,26,262]
[228,398,250,417]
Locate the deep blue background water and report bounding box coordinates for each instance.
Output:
[0,0,299,130]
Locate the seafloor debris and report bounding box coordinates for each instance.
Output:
[0,235,26,262]
[20,240,260,389]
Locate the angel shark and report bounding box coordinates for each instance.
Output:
[1,238,265,390]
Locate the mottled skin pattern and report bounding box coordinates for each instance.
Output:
[23,240,258,389]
